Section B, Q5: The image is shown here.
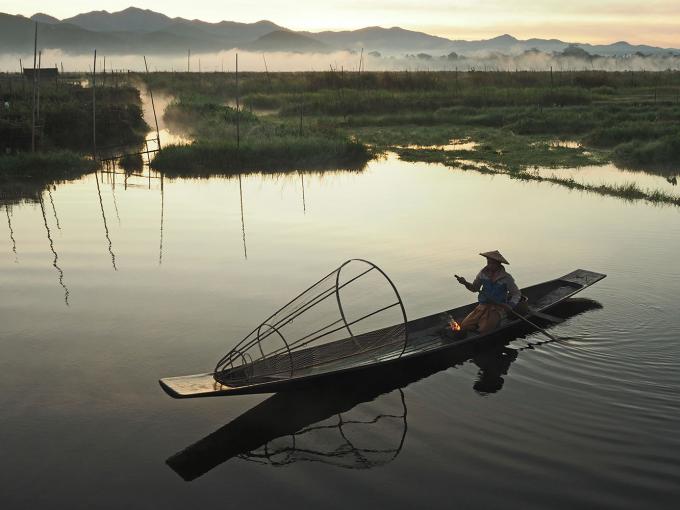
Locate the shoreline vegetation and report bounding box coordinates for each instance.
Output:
[0,76,147,178]
[0,150,97,176]
[1,70,679,205]
[139,70,680,171]
[150,137,370,175]
[396,147,680,206]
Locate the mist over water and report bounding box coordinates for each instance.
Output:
[2,49,679,72]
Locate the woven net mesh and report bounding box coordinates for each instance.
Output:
[214,260,408,386]
[238,389,407,469]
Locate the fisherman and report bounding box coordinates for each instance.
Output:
[454,250,526,334]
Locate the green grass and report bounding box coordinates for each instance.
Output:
[613,136,680,167]
[130,70,680,171]
[150,137,371,175]
[439,160,680,206]
[369,127,606,171]
[0,150,97,177]
[119,153,144,171]
[524,174,680,206]
[0,82,148,153]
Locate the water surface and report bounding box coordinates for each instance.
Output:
[1,155,679,509]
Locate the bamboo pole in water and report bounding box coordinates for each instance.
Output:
[31,23,37,152]
[236,53,240,149]
[263,53,272,89]
[92,49,97,159]
[36,51,41,125]
[144,56,162,150]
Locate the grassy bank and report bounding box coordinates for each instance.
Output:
[0,150,97,177]
[132,70,680,183]
[0,80,148,154]
[137,70,680,170]
[394,146,680,206]
[0,150,98,205]
[151,137,371,175]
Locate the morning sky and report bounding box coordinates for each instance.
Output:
[1,0,679,47]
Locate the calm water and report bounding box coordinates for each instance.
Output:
[1,155,679,509]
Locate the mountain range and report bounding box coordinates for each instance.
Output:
[1,6,678,57]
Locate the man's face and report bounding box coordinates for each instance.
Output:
[485,258,501,271]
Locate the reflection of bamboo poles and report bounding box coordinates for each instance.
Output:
[300,173,306,215]
[110,177,121,225]
[5,205,18,263]
[238,174,247,260]
[39,195,69,305]
[159,173,164,266]
[47,189,61,230]
[95,171,117,270]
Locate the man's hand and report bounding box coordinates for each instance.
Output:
[454,274,468,286]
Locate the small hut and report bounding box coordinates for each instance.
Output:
[22,68,59,80]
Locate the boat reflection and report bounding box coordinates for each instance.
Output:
[239,388,407,470]
[166,297,602,481]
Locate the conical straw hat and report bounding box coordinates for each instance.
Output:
[480,250,509,264]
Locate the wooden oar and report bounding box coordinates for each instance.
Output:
[454,275,561,342]
[529,309,564,323]
[505,305,560,342]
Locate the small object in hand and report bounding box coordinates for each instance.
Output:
[454,274,467,285]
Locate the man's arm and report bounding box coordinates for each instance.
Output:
[469,272,482,292]
[455,272,482,292]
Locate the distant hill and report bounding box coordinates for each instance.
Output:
[0,12,285,54]
[30,13,59,24]
[244,30,329,53]
[309,26,452,53]
[1,7,679,58]
[61,6,173,32]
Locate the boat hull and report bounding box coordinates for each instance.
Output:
[160,269,606,398]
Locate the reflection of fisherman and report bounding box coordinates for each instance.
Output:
[455,250,527,334]
[472,346,518,394]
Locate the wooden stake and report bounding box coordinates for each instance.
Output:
[92,49,97,159]
[144,56,161,150]
[36,50,41,124]
[31,22,37,153]
[236,53,240,149]
[262,53,271,89]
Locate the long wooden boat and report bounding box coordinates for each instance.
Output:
[160,267,605,398]
[165,297,603,480]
